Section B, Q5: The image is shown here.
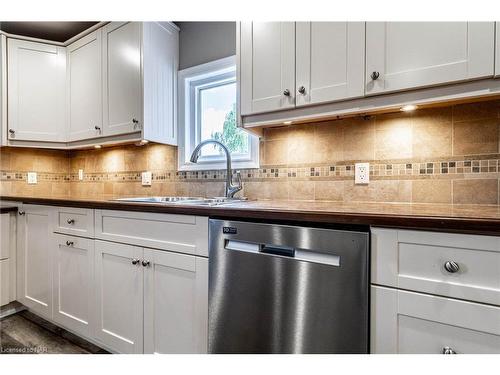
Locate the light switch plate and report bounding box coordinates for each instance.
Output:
[78,169,84,181]
[355,163,369,184]
[27,172,37,184]
[142,171,152,186]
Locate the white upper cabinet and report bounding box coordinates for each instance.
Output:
[7,39,66,142]
[67,30,103,141]
[495,22,500,77]
[142,22,178,145]
[295,22,365,106]
[365,22,495,95]
[102,22,178,144]
[0,34,6,146]
[240,22,296,115]
[102,22,142,137]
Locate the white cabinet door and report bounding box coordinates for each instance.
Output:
[142,22,178,145]
[16,205,52,319]
[371,286,500,354]
[94,240,143,353]
[52,234,94,338]
[1,34,6,146]
[240,22,295,115]
[295,22,365,106]
[365,22,495,95]
[496,22,500,77]
[7,39,66,142]
[102,22,142,137]
[143,249,208,353]
[67,30,103,141]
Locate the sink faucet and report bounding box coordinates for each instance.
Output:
[190,139,242,199]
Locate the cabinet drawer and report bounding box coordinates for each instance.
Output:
[371,286,500,354]
[95,210,208,257]
[52,207,94,237]
[371,228,500,305]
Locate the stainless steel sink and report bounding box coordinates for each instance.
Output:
[113,196,247,206]
[114,196,204,203]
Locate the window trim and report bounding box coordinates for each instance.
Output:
[177,55,259,171]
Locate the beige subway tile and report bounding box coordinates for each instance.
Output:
[412,107,452,158]
[313,121,344,164]
[314,181,344,201]
[0,181,11,195]
[453,179,498,205]
[264,126,289,141]
[10,150,35,171]
[0,149,11,170]
[412,179,452,204]
[264,139,288,166]
[101,148,125,172]
[288,180,314,200]
[287,127,314,165]
[205,182,225,197]
[453,119,499,155]
[125,148,148,171]
[375,114,412,160]
[148,144,176,170]
[51,182,70,197]
[453,100,499,122]
[343,117,375,161]
[344,180,412,203]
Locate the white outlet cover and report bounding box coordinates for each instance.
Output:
[27,172,37,184]
[78,169,84,181]
[355,163,370,185]
[142,171,152,186]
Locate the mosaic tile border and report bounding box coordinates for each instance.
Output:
[2,158,499,183]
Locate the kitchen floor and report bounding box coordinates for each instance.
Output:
[0,310,108,354]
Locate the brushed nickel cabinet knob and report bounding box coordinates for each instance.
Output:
[444,261,460,273]
[67,218,75,225]
[142,260,150,267]
[132,258,140,265]
[371,71,380,80]
[442,346,457,354]
[283,89,290,97]
[298,86,306,94]
[65,241,74,246]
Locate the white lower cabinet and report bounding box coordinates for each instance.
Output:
[94,239,209,354]
[371,286,500,354]
[52,234,95,338]
[94,240,144,354]
[143,248,208,354]
[16,205,52,319]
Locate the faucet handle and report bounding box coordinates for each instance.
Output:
[235,170,242,188]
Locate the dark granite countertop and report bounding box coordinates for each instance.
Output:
[2,195,500,235]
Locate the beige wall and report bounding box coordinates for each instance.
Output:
[1,99,499,204]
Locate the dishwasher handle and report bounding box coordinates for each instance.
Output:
[224,240,340,266]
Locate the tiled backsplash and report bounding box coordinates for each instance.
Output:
[1,99,499,204]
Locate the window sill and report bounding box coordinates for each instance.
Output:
[178,159,260,172]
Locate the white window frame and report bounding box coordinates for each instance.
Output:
[178,55,259,171]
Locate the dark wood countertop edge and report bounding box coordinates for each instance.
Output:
[2,196,500,236]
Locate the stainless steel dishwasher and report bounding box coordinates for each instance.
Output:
[208,219,369,354]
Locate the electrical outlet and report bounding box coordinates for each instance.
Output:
[355,163,369,185]
[27,172,37,184]
[78,169,84,181]
[141,171,152,186]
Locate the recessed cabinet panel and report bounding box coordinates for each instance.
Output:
[52,234,94,337]
[296,22,365,106]
[17,205,52,319]
[366,22,495,94]
[67,30,103,141]
[94,240,143,354]
[7,39,66,141]
[103,22,142,136]
[240,22,295,115]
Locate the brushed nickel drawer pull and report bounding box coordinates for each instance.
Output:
[67,218,75,225]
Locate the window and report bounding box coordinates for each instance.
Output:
[178,56,259,171]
